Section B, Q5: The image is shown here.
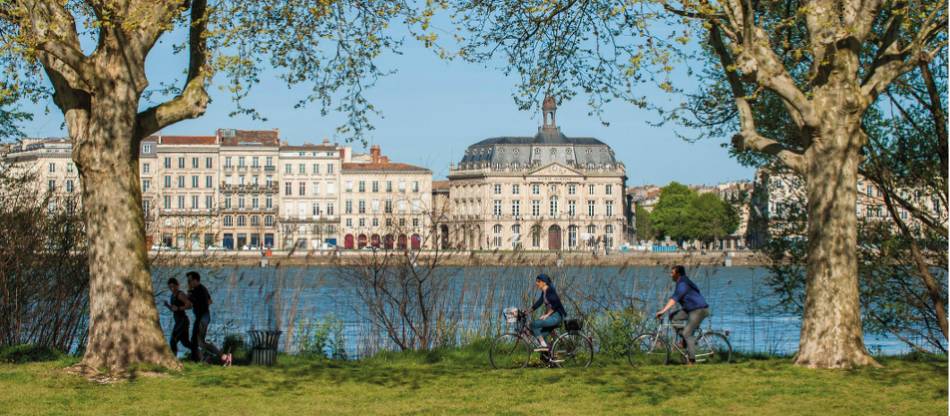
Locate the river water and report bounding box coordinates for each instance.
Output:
[152,265,918,358]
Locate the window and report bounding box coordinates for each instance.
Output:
[266,196,273,209]
[192,175,199,188]
[206,195,213,209]
[313,163,320,175]
[568,200,576,217]
[164,157,172,169]
[531,226,541,248]
[299,164,306,174]
[358,218,365,227]
[606,200,614,217]
[326,202,334,216]
[178,157,185,169]
[386,181,393,192]
[237,216,246,226]
[588,200,595,216]
[142,179,150,193]
[372,181,379,192]
[251,157,259,168]
[238,197,245,209]
[312,203,321,216]
[285,164,292,174]
[223,215,233,226]
[412,181,420,192]
[48,162,56,173]
[493,200,502,216]
[371,199,380,213]
[512,200,521,217]
[142,163,150,174]
[512,184,520,195]
[492,224,502,248]
[266,156,273,167]
[345,180,353,192]
[143,144,152,154]
[224,197,232,209]
[532,184,540,195]
[192,157,199,169]
[206,176,213,188]
[164,176,171,188]
[284,182,292,196]
[568,184,576,195]
[359,181,366,192]
[568,226,577,248]
[299,182,306,196]
[372,218,379,227]
[549,197,558,216]
[265,216,274,226]
[252,197,259,209]
[588,184,595,195]
[224,157,231,168]
[177,195,185,209]
[251,216,260,226]
[238,157,246,167]
[206,157,213,169]
[385,200,393,214]
[191,195,199,209]
[531,200,540,217]
[494,184,502,194]
[327,164,334,174]
[345,200,353,214]
[163,195,171,209]
[178,176,185,188]
[358,200,366,214]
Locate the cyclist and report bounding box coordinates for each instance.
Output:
[529,273,566,351]
[655,265,710,364]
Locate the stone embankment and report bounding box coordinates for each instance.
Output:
[150,250,771,268]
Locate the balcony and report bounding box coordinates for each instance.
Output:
[219,183,279,193]
[264,165,276,172]
[220,206,278,214]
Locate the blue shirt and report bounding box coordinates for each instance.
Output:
[671,276,708,312]
[532,286,567,317]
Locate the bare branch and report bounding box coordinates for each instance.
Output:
[134,0,209,139]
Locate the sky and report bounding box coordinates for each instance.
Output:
[16,23,754,186]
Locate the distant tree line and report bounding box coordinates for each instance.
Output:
[635,182,739,244]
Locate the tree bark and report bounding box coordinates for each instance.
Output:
[72,77,179,374]
[796,115,879,368]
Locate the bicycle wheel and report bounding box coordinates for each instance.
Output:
[627,333,670,366]
[695,332,732,364]
[550,332,593,368]
[490,333,531,369]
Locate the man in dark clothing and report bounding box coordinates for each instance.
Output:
[187,271,221,362]
[163,278,194,357]
[655,265,710,363]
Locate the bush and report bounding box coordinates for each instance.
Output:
[222,334,249,365]
[297,315,347,360]
[0,344,64,363]
[589,307,645,357]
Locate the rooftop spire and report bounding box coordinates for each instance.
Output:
[541,95,557,131]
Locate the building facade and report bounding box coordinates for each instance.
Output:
[445,96,627,251]
[278,140,342,250]
[339,145,433,250]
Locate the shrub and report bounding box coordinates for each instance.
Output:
[0,344,64,363]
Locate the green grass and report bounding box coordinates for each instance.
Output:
[0,344,946,415]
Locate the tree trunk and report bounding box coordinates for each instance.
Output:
[72,81,179,374]
[795,119,879,368]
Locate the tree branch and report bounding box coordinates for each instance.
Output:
[709,23,806,173]
[134,0,209,139]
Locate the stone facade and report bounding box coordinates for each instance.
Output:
[445,97,627,252]
[278,140,342,250]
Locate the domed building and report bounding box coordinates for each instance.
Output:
[444,97,627,251]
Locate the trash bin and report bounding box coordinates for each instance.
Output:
[248,330,282,366]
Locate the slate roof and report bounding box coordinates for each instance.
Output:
[458,128,618,170]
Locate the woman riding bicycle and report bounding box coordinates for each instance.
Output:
[529,274,566,351]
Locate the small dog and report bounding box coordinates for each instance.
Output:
[221,353,233,367]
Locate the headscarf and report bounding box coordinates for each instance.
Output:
[535,273,554,288]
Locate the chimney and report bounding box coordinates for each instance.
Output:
[370,145,381,163]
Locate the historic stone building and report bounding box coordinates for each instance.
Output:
[445,96,627,251]
[339,145,433,250]
[217,129,281,249]
[278,140,342,250]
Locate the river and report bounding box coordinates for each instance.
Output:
[152,265,919,358]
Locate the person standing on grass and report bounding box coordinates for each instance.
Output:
[655,265,710,364]
[163,278,194,358]
[529,274,566,351]
[187,271,221,362]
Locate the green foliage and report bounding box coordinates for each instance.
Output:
[650,182,738,242]
[634,205,654,241]
[222,334,250,365]
[297,315,347,360]
[0,344,64,364]
[588,307,645,357]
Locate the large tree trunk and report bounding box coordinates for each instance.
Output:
[796,116,879,368]
[72,79,179,374]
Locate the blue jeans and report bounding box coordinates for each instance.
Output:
[530,313,563,337]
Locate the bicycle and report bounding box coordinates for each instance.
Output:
[628,315,732,366]
[489,308,594,369]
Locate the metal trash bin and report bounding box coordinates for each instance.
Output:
[248,330,282,366]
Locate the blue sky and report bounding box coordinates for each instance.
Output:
[17,25,753,186]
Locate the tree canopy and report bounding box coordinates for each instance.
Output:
[649,182,739,242]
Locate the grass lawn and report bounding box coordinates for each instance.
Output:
[0,345,946,416]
